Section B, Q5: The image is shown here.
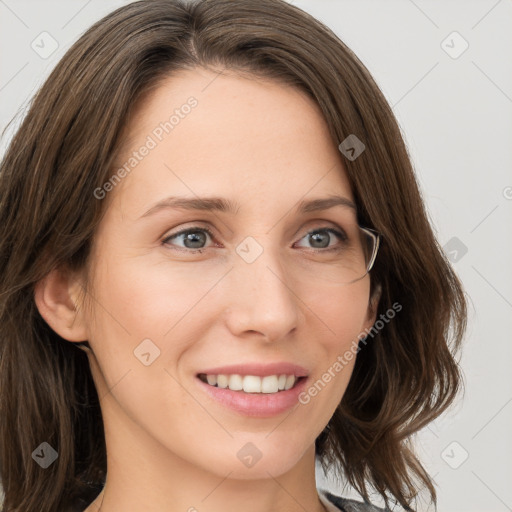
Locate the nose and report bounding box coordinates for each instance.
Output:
[222,241,301,343]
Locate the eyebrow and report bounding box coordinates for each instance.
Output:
[139,194,357,219]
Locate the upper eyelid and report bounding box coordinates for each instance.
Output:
[164,219,345,235]
[161,225,215,247]
[162,221,347,246]
[157,208,357,238]
[163,224,214,239]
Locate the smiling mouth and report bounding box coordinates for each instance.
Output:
[197,373,306,394]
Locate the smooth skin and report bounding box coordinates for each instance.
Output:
[34,67,380,512]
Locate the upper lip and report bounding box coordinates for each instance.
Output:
[197,362,310,378]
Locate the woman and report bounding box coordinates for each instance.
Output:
[0,1,467,511]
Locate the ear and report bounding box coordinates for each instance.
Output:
[362,282,382,332]
[33,266,88,342]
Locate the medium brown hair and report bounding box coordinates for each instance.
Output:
[0,0,467,510]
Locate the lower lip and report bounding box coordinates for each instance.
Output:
[195,376,309,418]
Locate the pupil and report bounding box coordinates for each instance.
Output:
[310,231,329,248]
[185,232,205,249]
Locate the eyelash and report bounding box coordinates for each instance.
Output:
[162,225,348,254]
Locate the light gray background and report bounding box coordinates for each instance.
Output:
[1,1,511,511]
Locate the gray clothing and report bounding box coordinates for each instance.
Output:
[320,488,392,512]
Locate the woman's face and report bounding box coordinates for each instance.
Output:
[81,67,378,480]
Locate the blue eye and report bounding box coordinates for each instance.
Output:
[162,226,348,253]
[162,227,215,252]
[295,228,348,252]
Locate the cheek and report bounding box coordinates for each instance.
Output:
[82,254,197,395]
[88,250,221,345]
[306,280,371,348]
[298,283,370,405]
[83,252,203,432]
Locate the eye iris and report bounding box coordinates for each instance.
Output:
[184,231,207,249]
[309,230,330,249]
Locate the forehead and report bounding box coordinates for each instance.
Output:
[108,67,354,219]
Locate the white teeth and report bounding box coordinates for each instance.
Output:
[229,374,243,391]
[284,375,295,390]
[201,373,299,393]
[217,374,229,388]
[243,375,261,393]
[261,375,278,393]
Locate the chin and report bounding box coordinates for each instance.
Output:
[198,437,310,480]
